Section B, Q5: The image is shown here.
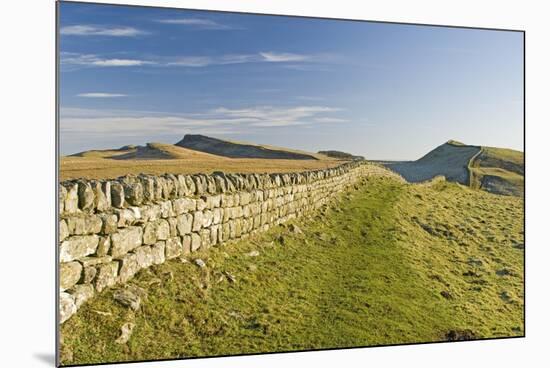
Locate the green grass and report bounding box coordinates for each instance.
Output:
[469,146,524,196]
[60,176,524,366]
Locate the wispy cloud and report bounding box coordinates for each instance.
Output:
[259,52,310,63]
[60,105,345,140]
[77,93,128,98]
[155,18,237,30]
[60,25,148,37]
[61,52,156,68]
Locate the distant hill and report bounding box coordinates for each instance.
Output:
[318,150,365,161]
[176,134,327,160]
[70,142,225,161]
[383,140,524,196]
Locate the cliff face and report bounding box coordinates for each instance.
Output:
[176,134,319,160]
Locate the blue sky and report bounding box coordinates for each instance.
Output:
[59,2,524,159]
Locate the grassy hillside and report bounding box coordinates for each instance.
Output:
[60,174,524,365]
[470,147,524,196]
[176,134,329,160]
[383,141,524,196]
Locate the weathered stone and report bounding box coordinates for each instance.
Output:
[156,219,170,240]
[134,245,154,269]
[200,229,211,249]
[159,200,174,218]
[240,192,252,205]
[64,183,79,214]
[196,197,207,211]
[194,258,206,268]
[192,211,204,231]
[118,253,139,283]
[60,235,99,262]
[70,284,94,309]
[210,225,219,246]
[60,292,77,323]
[59,220,69,241]
[143,221,158,245]
[190,232,201,251]
[167,217,178,237]
[176,214,192,236]
[114,289,141,311]
[212,208,223,225]
[66,215,102,235]
[140,204,161,222]
[124,182,144,206]
[96,236,111,256]
[151,241,166,265]
[77,181,95,212]
[79,256,113,268]
[202,210,214,228]
[182,235,191,254]
[60,261,82,291]
[115,322,135,344]
[173,198,196,215]
[110,182,125,208]
[59,185,67,214]
[110,227,143,258]
[100,214,118,235]
[165,237,182,259]
[90,181,109,211]
[82,266,97,284]
[116,207,141,227]
[95,261,118,292]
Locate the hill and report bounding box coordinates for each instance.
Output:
[60,172,523,365]
[176,134,327,160]
[318,150,365,161]
[383,141,524,196]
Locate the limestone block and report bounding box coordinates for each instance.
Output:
[59,220,69,241]
[182,235,191,255]
[60,261,82,291]
[192,211,204,232]
[110,227,143,258]
[176,213,193,236]
[60,235,99,262]
[190,232,201,252]
[60,292,77,323]
[165,237,182,259]
[110,182,125,208]
[173,198,196,215]
[90,181,110,211]
[151,241,165,265]
[64,183,79,214]
[70,284,94,309]
[100,214,118,235]
[118,253,139,283]
[134,245,154,269]
[95,261,119,292]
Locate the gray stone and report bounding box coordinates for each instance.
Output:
[79,256,113,268]
[110,227,143,258]
[100,214,118,235]
[78,181,95,212]
[90,181,109,211]
[118,253,139,283]
[190,233,201,251]
[64,183,79,214]
[124,182,144,206]
[192,211,203,231]
[96,236,111,257]
[110,182,125,208]
[134,245,154,269]
[60,261,82,291]
[143,221,158,245]
[173,198,196,215]
[60,235,99,262]
[176,213,193,235]
[194,258,206,268]
[115,322,135,344]
[59,185,66,214]
[156,219,170,240]
[246,250,260,257]
[165,237,182,259]
[151,242,166,265]
[212,208,223,225]
[159,200,174,218]
[70,284,94,309]
[200,229,211,249]
[202,210,214,228]
[182,235,191,255]
[66,215,102,235]
[95,261,118,292]
[60,292,77,323]
[116,207,141,227]
[114,289,141,311]
[167,217,178,237]
[140,204,161,222]
[59,220,69,241]
[82,266,97,284]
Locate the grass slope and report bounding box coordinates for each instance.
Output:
[60,176,524,365]
[470,147,524,196]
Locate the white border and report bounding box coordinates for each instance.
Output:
[1,1,548,367]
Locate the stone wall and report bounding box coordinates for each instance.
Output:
[58,162,374,323]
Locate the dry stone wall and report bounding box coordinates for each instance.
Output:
[58,162,374,323]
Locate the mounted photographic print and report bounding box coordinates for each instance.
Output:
[57,1,525,366]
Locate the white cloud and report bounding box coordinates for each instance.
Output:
[60,25,147,37]
[60,105,345,138]
[77,93,127,98]
[259,52,310,62]
[61,53,156,68]
[155,18,235,30]
[166,56,213,67]
[313,117,348,123]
